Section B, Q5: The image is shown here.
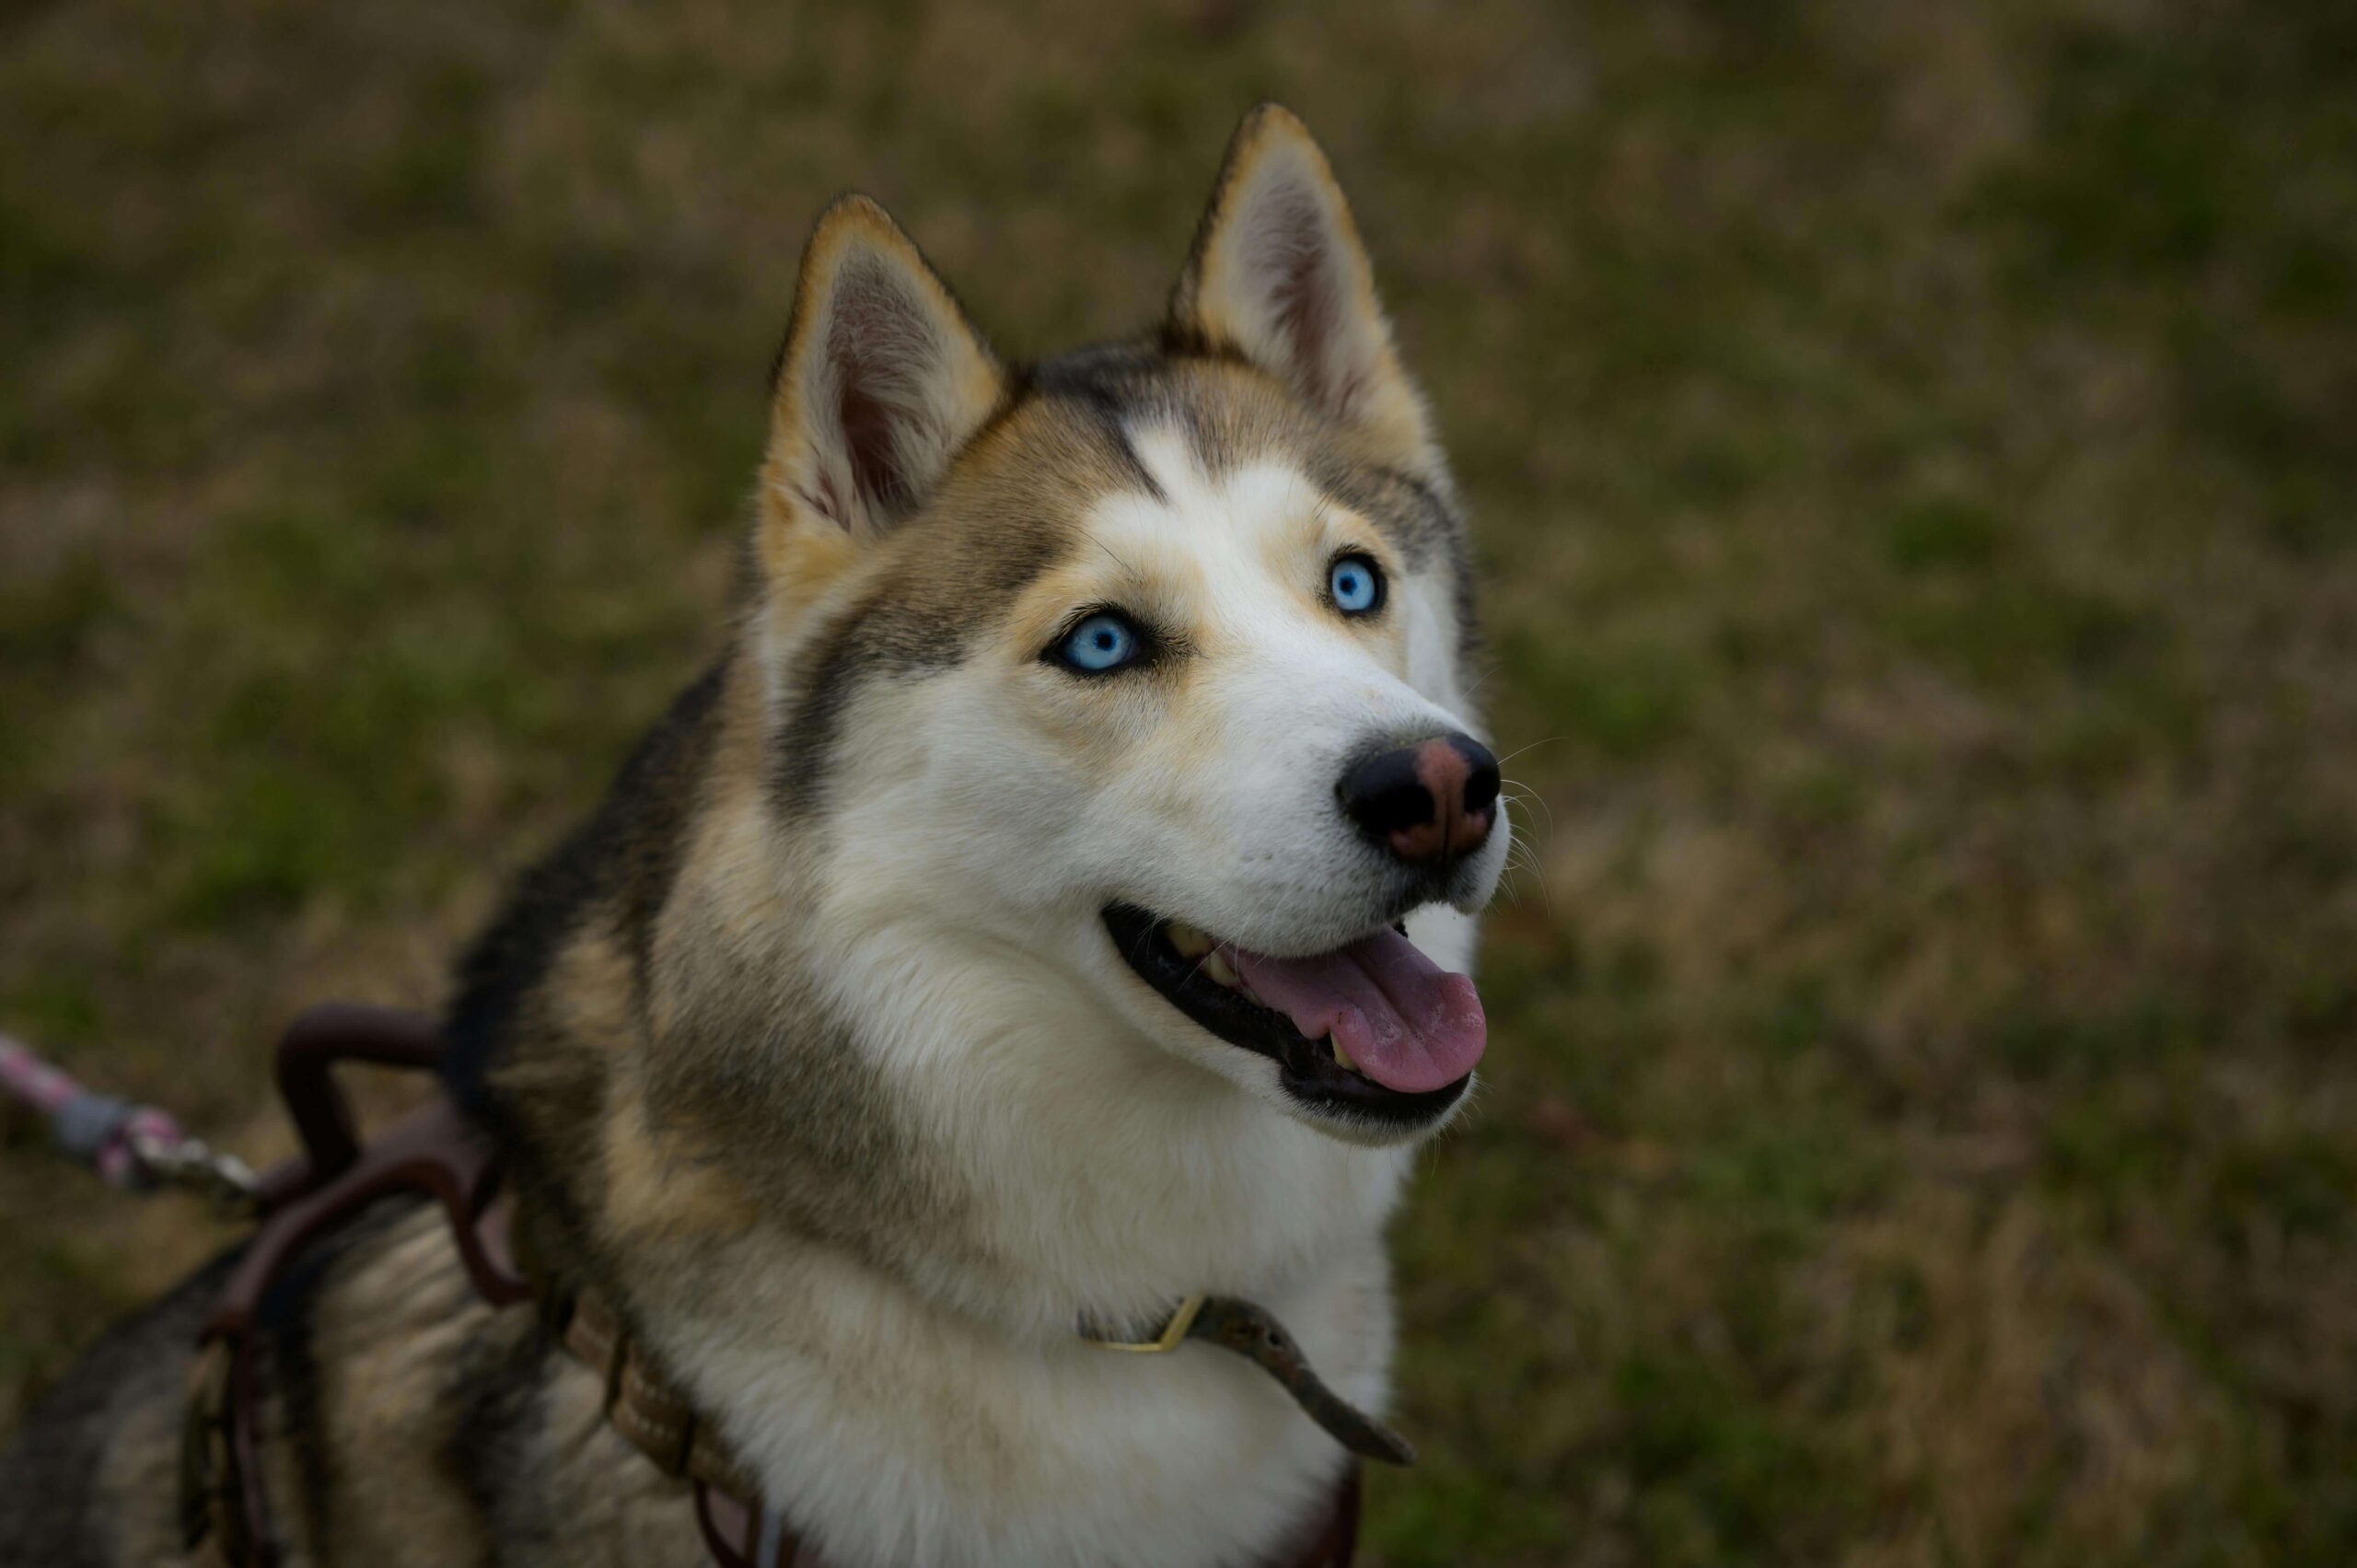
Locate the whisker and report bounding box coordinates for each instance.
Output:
[1500,778,1556,839]
[1498,838,1556,917]
[1492,735,1572,768]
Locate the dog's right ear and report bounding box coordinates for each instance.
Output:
[1168,105,1436,475]
[756,195,1005,586]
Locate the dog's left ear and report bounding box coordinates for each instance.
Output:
[1169,105,1436,471]
[760,195,1006,563]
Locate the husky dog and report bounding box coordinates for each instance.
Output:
[0,104,1509,1568]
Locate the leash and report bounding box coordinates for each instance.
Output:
[0,1028,260,1212]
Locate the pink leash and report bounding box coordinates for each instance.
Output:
[0,1028,255,1204]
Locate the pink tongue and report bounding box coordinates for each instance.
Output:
[1231,930,1486,1094]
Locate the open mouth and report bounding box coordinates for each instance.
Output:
[1103,903,1486,1124]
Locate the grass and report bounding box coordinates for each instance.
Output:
[5,0,2356,1562]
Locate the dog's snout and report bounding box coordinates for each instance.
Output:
[1338,733,1500,865]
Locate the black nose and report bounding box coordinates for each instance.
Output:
[1338,733,1501,865]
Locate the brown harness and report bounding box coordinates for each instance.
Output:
[178,1005,1376,1567]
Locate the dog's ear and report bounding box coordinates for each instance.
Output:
[759,195,1005,562]
[1169,105,1435,470]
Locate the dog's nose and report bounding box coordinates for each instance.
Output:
[1338,733,1501,865]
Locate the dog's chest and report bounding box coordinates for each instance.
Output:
[663,1244,1394,1568]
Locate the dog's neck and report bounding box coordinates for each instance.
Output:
[640,796,1410,1340]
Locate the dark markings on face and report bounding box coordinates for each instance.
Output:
[771,503,1071,819]
[1016,355,1173,505]
[1093,405,1168,505]
[1162,363,1472,633]
[1301,456,1455,570]
[1300,451,1480,666]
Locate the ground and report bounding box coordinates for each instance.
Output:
[3,2,2355,1563]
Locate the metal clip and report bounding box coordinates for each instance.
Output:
[131,1127,261,1218]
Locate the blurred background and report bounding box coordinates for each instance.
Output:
[4,1,2354,1562]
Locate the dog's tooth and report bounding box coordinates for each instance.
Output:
[1202,949,1240,989]
[1331,1036,1357,1074]
[1167,923,1214,959]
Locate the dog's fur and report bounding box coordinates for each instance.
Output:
[0,105,1508,1568]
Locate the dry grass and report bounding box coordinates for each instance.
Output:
[5,1,2355,1562]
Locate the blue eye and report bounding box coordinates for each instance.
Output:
[1057,611,1143,674]
[1329,554,1383,615]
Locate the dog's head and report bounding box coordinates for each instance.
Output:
[742,107,1507,1147]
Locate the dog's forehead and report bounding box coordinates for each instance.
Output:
[977,354,1458,575]
[1089,423,1333,564]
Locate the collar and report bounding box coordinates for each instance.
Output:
[1079,1295,1414,1466]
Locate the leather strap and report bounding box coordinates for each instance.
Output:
[1082,1295,1414,1467]
[559,1288,761,1501]
[180,1018,533,1567]
[1187,1297,1415,1468]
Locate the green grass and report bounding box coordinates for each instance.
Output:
[5,1,2356,1562]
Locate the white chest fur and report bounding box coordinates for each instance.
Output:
[670,1237,1392,1568]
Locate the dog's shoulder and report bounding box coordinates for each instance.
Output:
[444,656,731,1125]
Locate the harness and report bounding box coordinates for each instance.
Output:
[165,1005,1385,1567]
